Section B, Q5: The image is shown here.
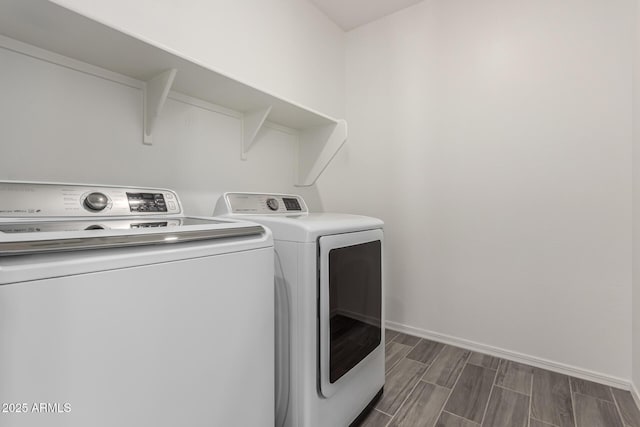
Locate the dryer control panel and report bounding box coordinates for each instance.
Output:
[0,182,182,217]
[220,193,308,215]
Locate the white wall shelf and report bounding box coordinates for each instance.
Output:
[0,0,347,186]
[241,106,273,160]
[143,68,177,145]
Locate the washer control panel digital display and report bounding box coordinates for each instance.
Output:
[127,193,167,213]
[282,197,302,211]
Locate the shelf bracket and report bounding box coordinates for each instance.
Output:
[241,106,272,160]
[143,68,177,145]
[296,119,347,187]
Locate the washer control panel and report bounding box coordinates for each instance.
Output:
[0,182,182,217]
[223,193,307,215]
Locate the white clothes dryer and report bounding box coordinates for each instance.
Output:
[214,192,384,427]
[0,182,274,427]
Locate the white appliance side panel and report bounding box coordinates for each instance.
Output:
[273,240,299,427]
[297,242,321,427]
[0,247,274,427]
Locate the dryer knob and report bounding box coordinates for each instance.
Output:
[266,198,279,211]
[84,192,109,212]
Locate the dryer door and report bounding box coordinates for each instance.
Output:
[318,229,383,398]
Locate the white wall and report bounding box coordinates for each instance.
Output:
[634,0,640,395]
[320,0,634,380]
[0,0,345,214]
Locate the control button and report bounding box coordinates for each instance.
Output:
[266,198,279,211]
[165,193,174,199]
[83,192,109,212]
[168,202,176,210]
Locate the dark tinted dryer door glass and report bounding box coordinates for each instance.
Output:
[328,240,381,383]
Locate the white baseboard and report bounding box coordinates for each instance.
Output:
[386,320,631,390]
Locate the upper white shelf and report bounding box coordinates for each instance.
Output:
[0,0,347,186]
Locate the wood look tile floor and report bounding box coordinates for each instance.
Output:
[356,330,640,427]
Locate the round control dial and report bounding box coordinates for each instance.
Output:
[266,198,279,211]
[83,192,109,212]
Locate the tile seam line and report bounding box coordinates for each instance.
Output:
[375,408,394,417]
[479,362,500,426]
[442,410,481,426]
[467,356,500,370]
[418,342,447,383]
[382,405,392,427]
[405,338,440,366]
[610,389,630,427]
[387,366,430,422]
[380,352,435,420]
[528,366,533,427]
[386,345,412,374]
[530,417,560,427]
[386,331,400,345]
[436,353,475,426]
[398,334,422,351]
[569,373,578,427]
[494,383,532,398]
[572,389,626,427]
[571,377,616,400]
[572,390,617,405]
[379,336,426,421]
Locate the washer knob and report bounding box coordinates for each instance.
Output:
[266,198,279,211]
[84,192,109,212]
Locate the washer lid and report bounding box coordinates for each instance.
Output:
[0,217,226,234]
[0,217,265,256]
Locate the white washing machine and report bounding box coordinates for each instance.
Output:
[0,182,274,427]
[214,192,384,427]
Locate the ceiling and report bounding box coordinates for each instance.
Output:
[309,0,424,31]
